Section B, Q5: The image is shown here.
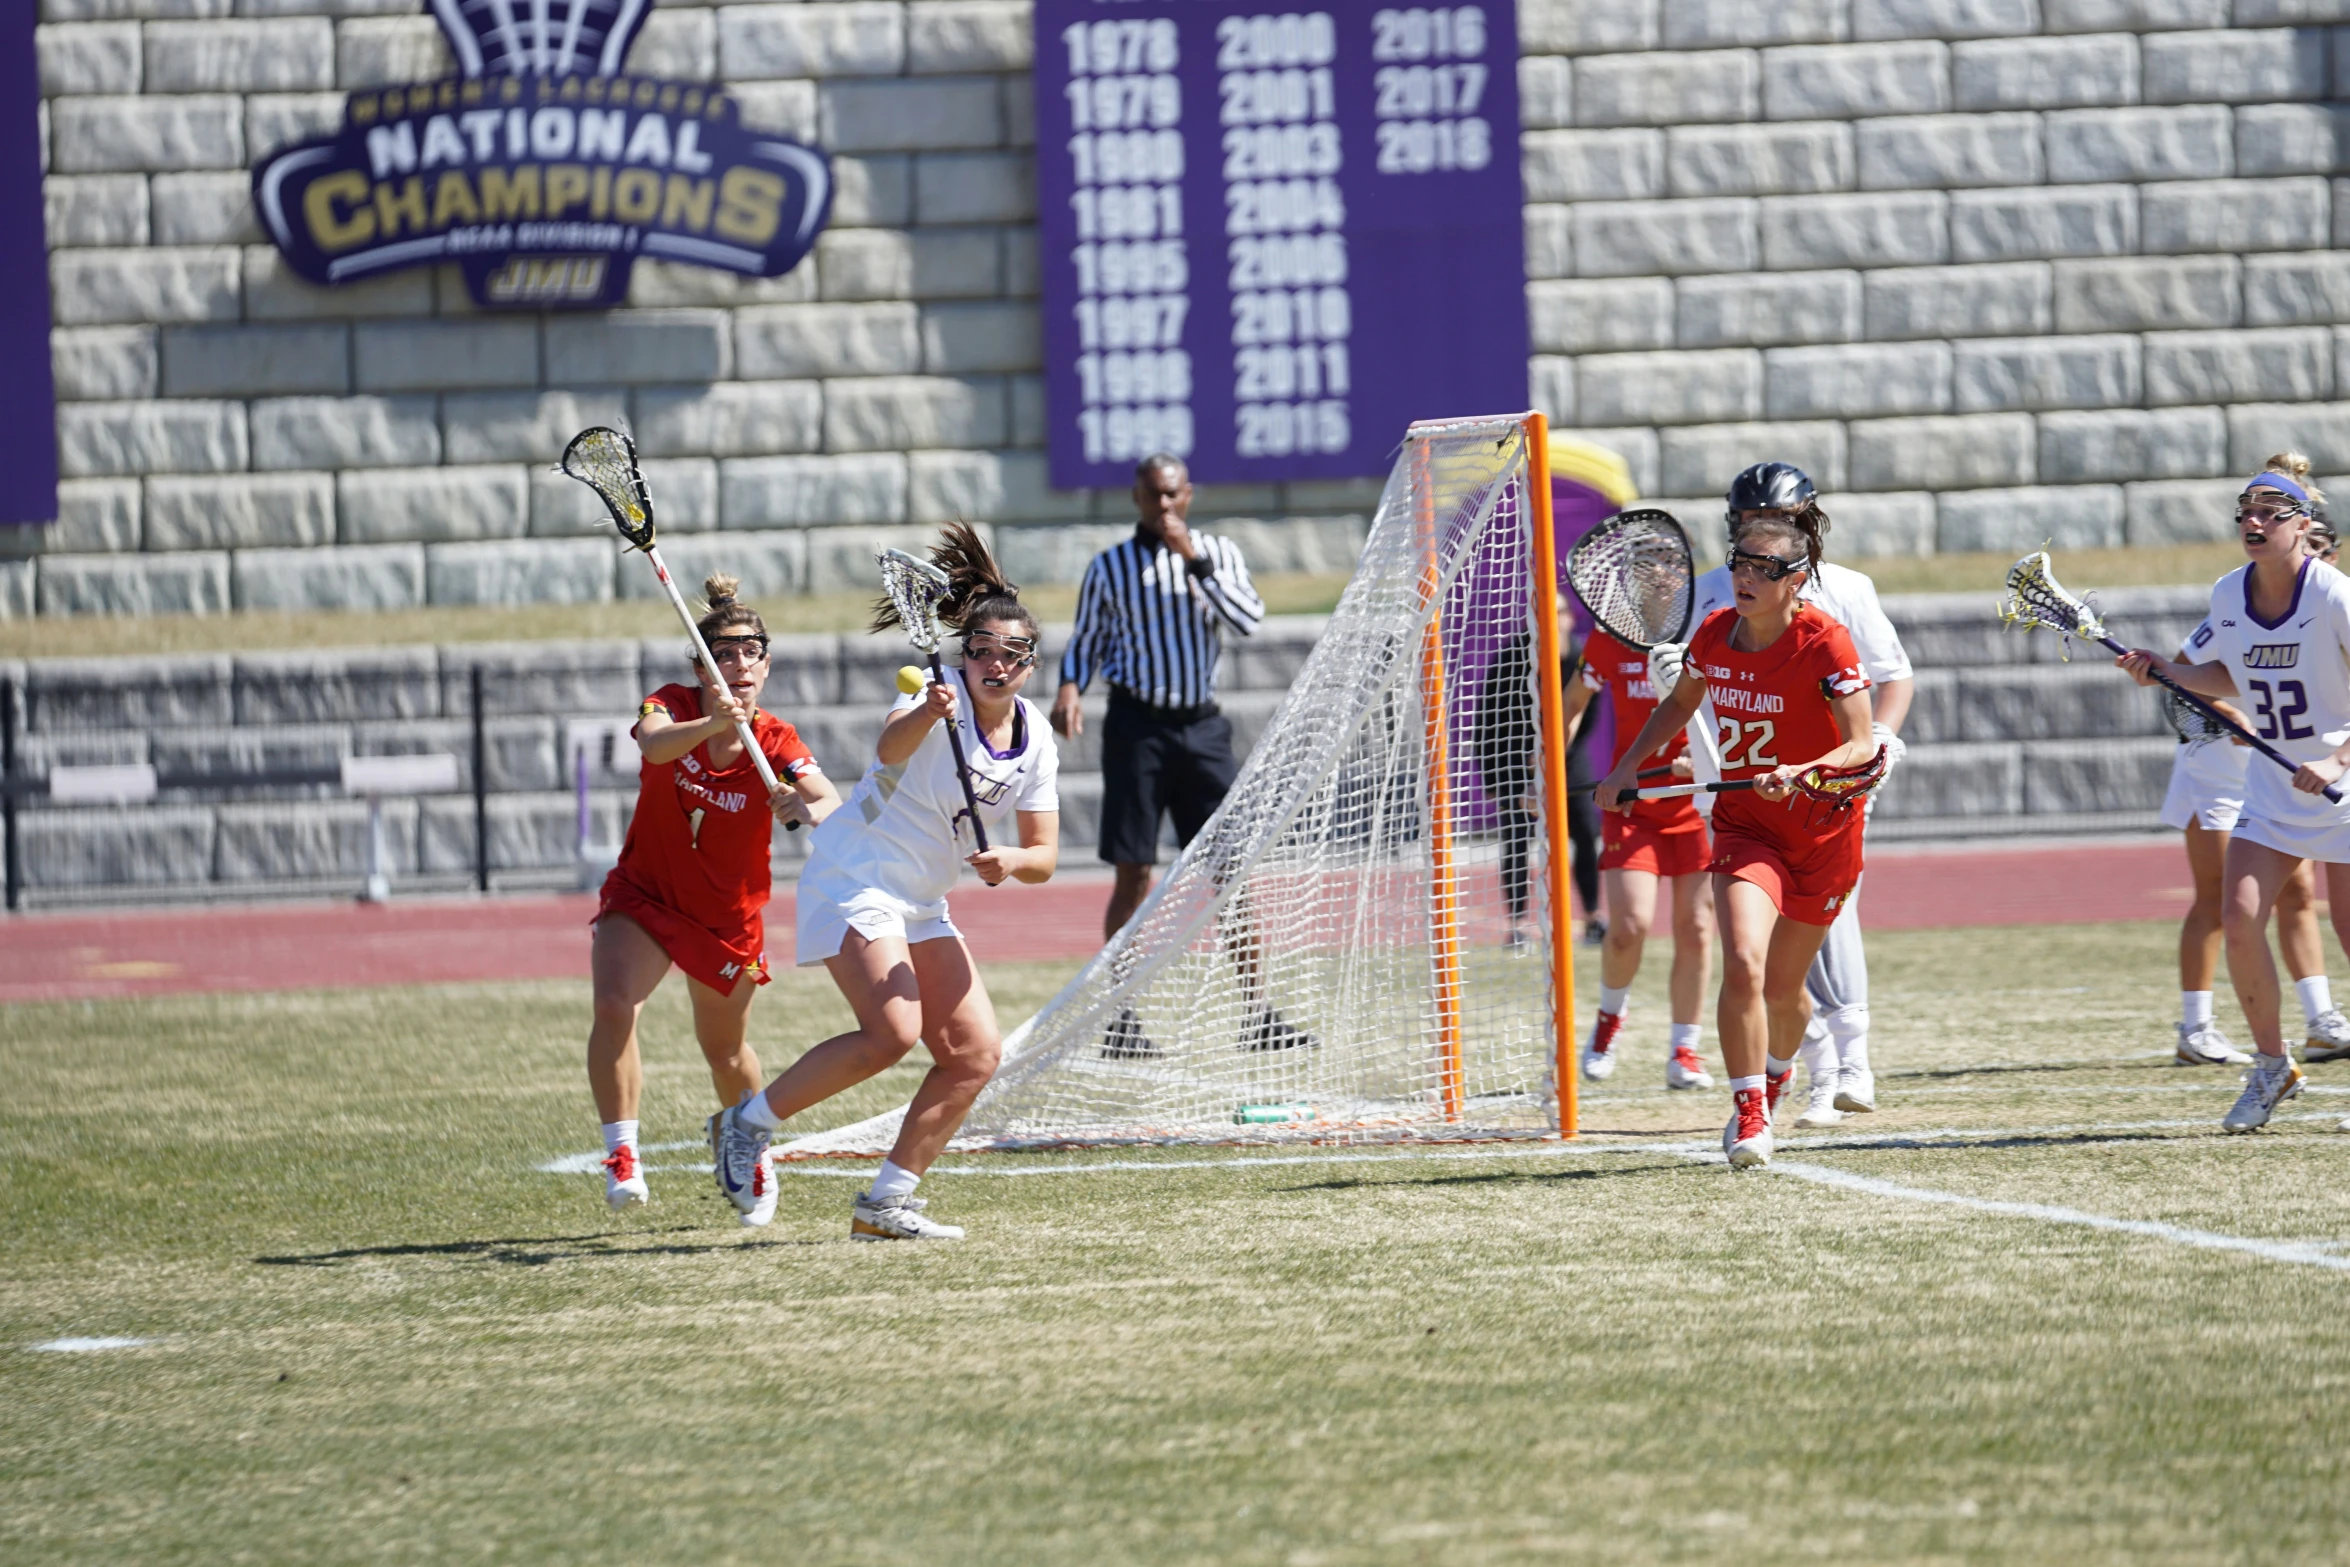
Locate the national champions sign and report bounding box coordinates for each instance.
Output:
[252,0,832,309]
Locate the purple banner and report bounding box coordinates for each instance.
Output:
[1034,1,1528,488]
[3,0,58,525]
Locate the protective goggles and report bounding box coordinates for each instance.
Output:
[962,633,1038,667]
[1726,547,1806,582]
[706,634,769,662]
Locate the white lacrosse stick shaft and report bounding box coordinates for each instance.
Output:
[644,542,782,797]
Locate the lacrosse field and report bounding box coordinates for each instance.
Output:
[6,920,2350,1564]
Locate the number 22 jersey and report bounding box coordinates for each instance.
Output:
[2199,558,2350,859]
[1686,604,1872,847]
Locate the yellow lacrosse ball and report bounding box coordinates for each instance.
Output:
[896,665,926,695]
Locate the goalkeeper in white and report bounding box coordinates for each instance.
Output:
[1684,463,1912,1127]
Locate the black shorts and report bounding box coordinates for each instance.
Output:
[1099,689,1240,866]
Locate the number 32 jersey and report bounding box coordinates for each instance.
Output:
[2200,559,2350,858]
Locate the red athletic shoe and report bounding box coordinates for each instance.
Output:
[1765,1069,1793,1119]
[1723,1087,1774,1169]
[602,1144,649,1211]
[1580,1009,1627,1082]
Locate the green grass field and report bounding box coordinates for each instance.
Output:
[7,919,2350,1565]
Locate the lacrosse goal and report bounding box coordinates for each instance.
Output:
[789,412,1585,1154]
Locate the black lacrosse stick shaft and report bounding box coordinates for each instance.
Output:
[928,652,991,855]
[2104,634,2344,804]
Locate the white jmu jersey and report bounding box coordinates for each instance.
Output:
[2199,560,2350,860]
[805,668,1059,906]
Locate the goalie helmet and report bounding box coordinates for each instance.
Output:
[1724,462,1816,538]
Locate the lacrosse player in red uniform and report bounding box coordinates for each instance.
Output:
[588,575,841,1218]
[1598,508,1876,1169]
[1564,628,1716,1091]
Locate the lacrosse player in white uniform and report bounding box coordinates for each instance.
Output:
[711,524,1061,1239]
[1682,464,1912,1127]
[2161,548,2349,1070]
[2120,465,2350,1132]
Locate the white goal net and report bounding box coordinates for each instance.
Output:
[788,413,1576,1155]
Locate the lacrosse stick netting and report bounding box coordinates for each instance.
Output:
[876,547,991,854]
[790,415,1574,1154]
[1566,508,1694,652]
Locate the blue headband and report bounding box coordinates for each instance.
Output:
[2246,472,2310,506]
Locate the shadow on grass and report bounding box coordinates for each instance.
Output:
[1279,1160,1685,1194]
[256,1227,820,1269]
[1890,1058,2163,1082]
[1799,1127,2200,1156]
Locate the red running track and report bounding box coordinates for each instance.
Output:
[0,839,2188,1004]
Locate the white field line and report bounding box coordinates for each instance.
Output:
[28,1337,149,1353]
[1756,1158,2350,1275]
[552,1110,2347,1179]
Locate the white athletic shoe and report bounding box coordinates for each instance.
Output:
[1724,1086,1773,1169]
[850,1192,964,1241]
[2305,1009,2350,1063]
[2223,1057,2306,1133]
[1833,1065,1877,1114]
[2339,1115,2350,1133]
[2176,1022,2253,1067]
[1794,1076,1845,1128]
[1665,1042,1714,1091]
[1581,1010,1625,1082]
[602,1145,650,1211]
[711,1100,773,1219]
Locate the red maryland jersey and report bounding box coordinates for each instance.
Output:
[605,684,815,939]
[1578,627,1700,830]
[1688,605,1871,845]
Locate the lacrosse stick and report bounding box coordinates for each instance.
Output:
[2161,686,2232,747]
[2002,550,2341,803]
[1565,508,1694,652]
[1617,745,1891,810]
[876,548,991,857]
[560,427,800,826]
[1568,764,1677,794]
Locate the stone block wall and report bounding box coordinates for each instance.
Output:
[1530,0,2350,557]
[20,0,2350,621]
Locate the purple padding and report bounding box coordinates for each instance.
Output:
[2,0,58,526]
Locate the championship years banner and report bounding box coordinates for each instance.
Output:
[5,0,59,525]
[1034,0,1530,487]
[253,0,831,309]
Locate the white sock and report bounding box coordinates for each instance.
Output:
[737,1091,784,1132]
[1765,1055,1796,1079]
[600,1119,637,1155]
[1730,1074,1765,1094]
[1827,1006,1870,1074]
[1598,984,1631,1017]
[2182,990,2215,1029]
[1668,1023,1700,1052]
[2295,975,2333,1025]
[2259,1049,2293,1074]
[868,1159,920,1202]
[1798,1020,1835,1082]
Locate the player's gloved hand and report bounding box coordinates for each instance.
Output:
[1647,641,1686,697]
[1871,720,1907,775]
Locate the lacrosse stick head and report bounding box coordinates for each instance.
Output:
[561,427,655,551]
[2000,550,2107,644]
[875,548,952,656]
[2161,686,2229,745]
[1789,744,1892,812]
[1565,508,1695,652]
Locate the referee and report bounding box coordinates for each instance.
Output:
[1054,453,1309,1053]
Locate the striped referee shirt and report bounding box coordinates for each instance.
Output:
[1058,531,1265,709]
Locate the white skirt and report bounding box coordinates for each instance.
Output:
[792,862,962,966]
[2159,739,2246,832]
[2232,756,2350,865]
